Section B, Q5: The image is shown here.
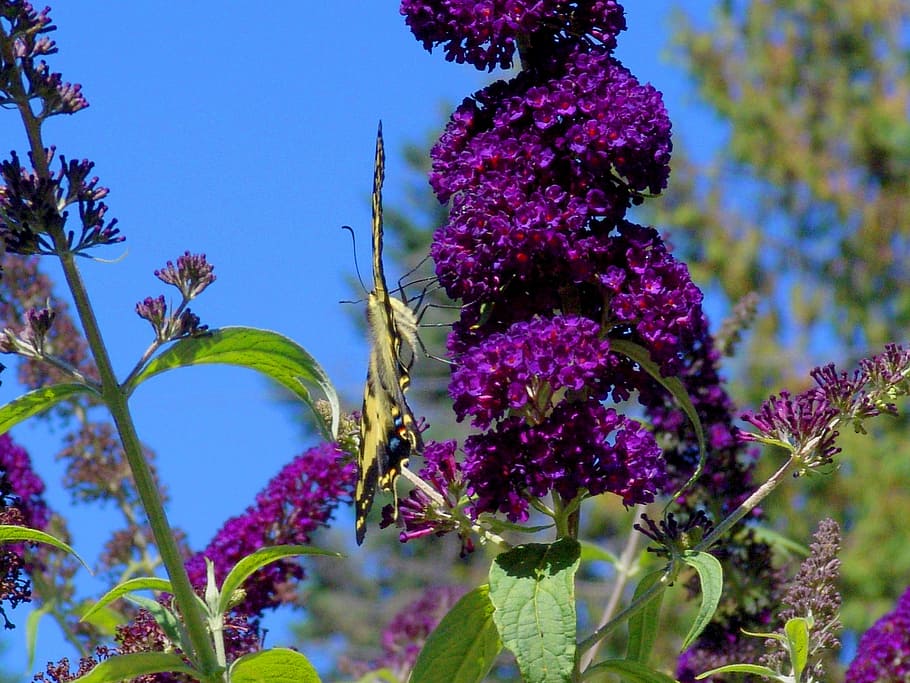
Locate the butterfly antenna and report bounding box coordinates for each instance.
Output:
[341,225,369,296]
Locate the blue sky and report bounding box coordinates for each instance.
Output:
[0,2,718,677]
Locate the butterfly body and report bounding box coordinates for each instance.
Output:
[355,123,423,545]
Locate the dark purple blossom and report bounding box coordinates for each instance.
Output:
[450,314,614,429]
[0,150,119,256]
[463,400,665,520]
[388,440,474,553]
[847,584,910,682]
[0,3,88,117]
[740,390,841,471]
[430,49,672,302]
[0,433,49,531]
[155,252,216,301]
[401,0,626,71]
[183,443,354,619]
[114,608,258,683]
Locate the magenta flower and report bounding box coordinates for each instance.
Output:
[184,443,354,619]
[847,585,910,682]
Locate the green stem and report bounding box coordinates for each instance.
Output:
[55,250,220,678]
[2,24,219,677]
[577,455,799,660]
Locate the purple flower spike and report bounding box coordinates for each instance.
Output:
[450,314,614,429]
[430,51,672,303]
[846,585,910,682]
[401,0,626,71]
[463,400,666,520]
[184,443,354,619]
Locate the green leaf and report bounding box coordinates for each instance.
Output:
[784,616,810,679]
[354,670,398,683]
[81,576,173,623]
[748,524,808,557]
[67,652,200,683]
[411,585,502,683]
[230,648,320,683]
[579,541,618,565]
[129,327,340,440]
[611,340,707,500]
[75,600,125,637]
[0,383,95,435]
[584,658,678,682]
[626,570,665,663]
[0,525,89,570]
[695,663,780,679]
[127,595,189,654]
[218,544,341,614]
[25,600,54,672]
[489,538,581,683]
[680,551,723,650]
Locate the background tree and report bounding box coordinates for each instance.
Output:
[650,0,910,637]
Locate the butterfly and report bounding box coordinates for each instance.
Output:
[355,122,424,545]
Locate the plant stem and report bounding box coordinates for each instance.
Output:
[54,249,220,679]
[2,22,219,679]
[577,505,644,671]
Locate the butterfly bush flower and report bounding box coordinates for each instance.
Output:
[107,444,354,681]
[184,442,355,620]
[741,343,910,474]
[402,0,626,71]
[397,0,744,546]
[847,584,910,682]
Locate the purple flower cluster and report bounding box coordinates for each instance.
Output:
[390,440,470,547]
[0,433,49,531]
[183,443,354,620]
[393,0,728,540]
[430,50,672,302]
[0,3,88,117]
[741,344,910,474]
[847,585,910,682]
[0,150,121,256]
[450,315,614,428]
[401,0,626,71]
[463,401,664,520]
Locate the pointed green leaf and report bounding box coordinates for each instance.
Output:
[0,383,95,435]
[68,652,200,682]
[579,541,618,565]
[584,658,678,682]
[129,327,340,440]
[748,524,808,557]
[81,577,173,623]
[695,663,780,679]
[489,538,581,683]
[680,551,723,650]
[74,600,125,637]
[230,648,320,683]
[784,616,810,679]
[0,525,89,569]
[411,584,502,683]
[25,600,54,672]
[218,545,341,614]
[626,570,665,663]
[127,595,189,654]
[611,340,707,499]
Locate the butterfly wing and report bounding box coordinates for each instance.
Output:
[355,123,423,545]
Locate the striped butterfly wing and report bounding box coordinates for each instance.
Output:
[355,123,423,545]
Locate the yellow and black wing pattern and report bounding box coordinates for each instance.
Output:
[355,122,424,545]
